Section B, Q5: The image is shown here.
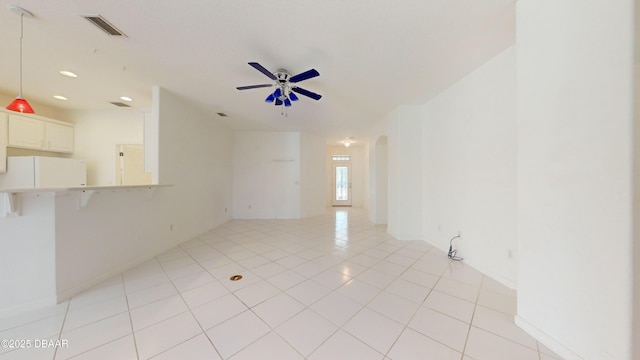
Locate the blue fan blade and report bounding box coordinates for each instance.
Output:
[284,98,292,107]
[273,87,282,98]
[275,99,283,106]
[237,84,273,90]
[265,93,275,103]
[290,69,320,83]
[289,92,299,101]
[248,62,277,80]
[291,87,322,100]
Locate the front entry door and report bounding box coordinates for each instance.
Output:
[333,164,352,206]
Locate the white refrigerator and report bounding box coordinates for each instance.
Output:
[0,156,87,188]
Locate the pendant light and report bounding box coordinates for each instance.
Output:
[6,5,35,114]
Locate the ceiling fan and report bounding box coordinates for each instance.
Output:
[236,62,322,107]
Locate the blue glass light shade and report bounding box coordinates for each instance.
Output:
[265,93,275,103]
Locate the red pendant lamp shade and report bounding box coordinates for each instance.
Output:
[7,97,34,113]
[6,6,35,114]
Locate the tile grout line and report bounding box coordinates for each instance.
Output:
[123,272,140,360]
[219,213,454,358]
[27,209,540,360]
[460,273,485,359]
[447,275,540,356]
[56,284,133,359]
[155,250,226,360]
[387,259,473,358]
[323,243,434,359]
[51,299,71,360]
[381,283,437,358]
[217,225,402,358]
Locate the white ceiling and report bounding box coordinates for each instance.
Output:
[0,0,515,145]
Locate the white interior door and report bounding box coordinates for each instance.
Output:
[116,144,152,185]
[333,164,352,206]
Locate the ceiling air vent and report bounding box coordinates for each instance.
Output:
[110,101,131,107]
[83,15,127,37]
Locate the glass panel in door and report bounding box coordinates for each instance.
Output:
[333,164,352,206]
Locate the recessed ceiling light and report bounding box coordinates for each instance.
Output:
[59,70,78,78]
[53,95,68,101]
[120,96,132,102]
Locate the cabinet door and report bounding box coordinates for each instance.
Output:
[0,113,7,173]
[45,122,74,153]
[8,115,45,150]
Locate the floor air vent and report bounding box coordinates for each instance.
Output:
[83,15,127,37]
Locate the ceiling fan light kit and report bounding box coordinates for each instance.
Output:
[236,62,322,109]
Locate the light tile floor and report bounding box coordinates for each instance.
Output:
[0,208,562,360]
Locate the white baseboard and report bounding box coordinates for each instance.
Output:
[0,296,57,318]
[55,242,182,302]
[515,315,583,360]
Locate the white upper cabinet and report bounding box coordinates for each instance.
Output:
[45,121,74,153]
[7,113,74,153]
[8,115,44,149]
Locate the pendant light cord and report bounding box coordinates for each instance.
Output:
[18,12,24,98]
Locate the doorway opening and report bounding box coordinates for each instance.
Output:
[333,163,352,206]
[115,144,152,185]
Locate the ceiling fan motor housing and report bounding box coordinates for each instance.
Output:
[273,70,290,100]
[276,70,290,84]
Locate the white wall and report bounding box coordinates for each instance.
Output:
[300,133,326,218]
[516,1,634,359]
[634,61,640,360]
[368,106,423,240]
[369,120,390,225]
[396,108,423,240]
[233,131,301,219]
[362,142,370,211]
[371,137,388,224]
[55,86,233,302]
[55,188,174,300]
[69,109,146,186]
[0,192,56,315]
[422,46,517,286]
[326,145,366,208]
[367,47,516,284]
[633,6,640,358]
[155,87,233,232]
